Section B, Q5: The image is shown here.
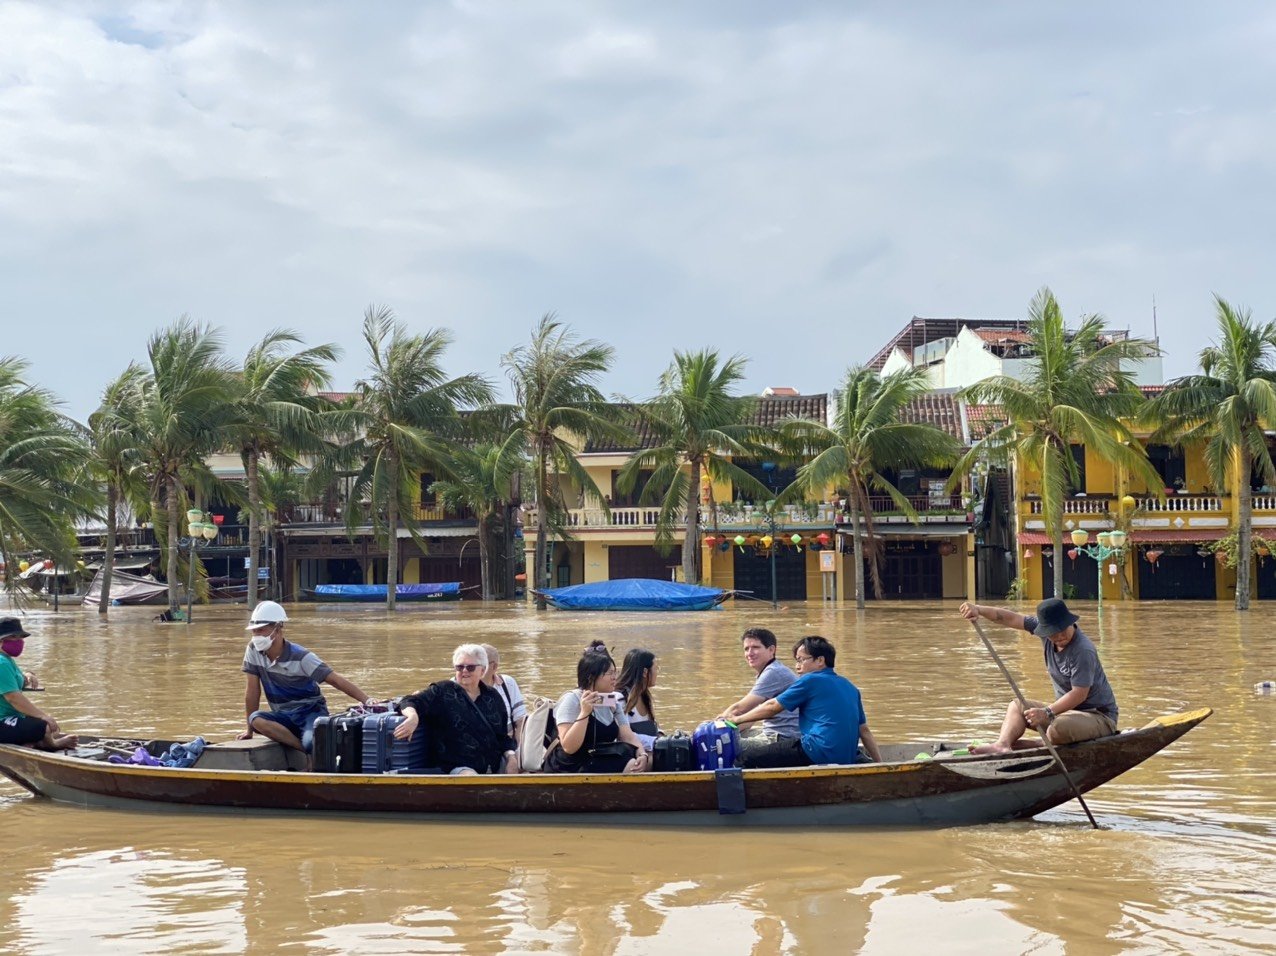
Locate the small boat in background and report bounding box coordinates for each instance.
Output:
[538,578,729,611]
[82,569,169,607]
[312,582,463,602]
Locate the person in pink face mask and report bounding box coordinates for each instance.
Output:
[0,617,77,751]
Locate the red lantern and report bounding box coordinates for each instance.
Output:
[816,532,831,546]
[1067,548,1079,561]
[703,535,717,547]
[938,541,955,557]
[211,514,225,525]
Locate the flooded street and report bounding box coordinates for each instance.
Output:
[1,600,1273,954]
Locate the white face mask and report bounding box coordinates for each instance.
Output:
[250,634,274,652]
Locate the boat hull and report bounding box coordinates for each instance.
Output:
[0,709,1210,827]
[312,583,462,602]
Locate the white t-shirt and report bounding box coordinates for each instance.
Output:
[492,674,527,734]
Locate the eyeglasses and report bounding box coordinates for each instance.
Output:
[794,655,814,664]
[454,664,482,673]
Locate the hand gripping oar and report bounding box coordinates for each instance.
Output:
[969,618,1100,829]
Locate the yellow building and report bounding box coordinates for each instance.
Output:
[525,391,978,603]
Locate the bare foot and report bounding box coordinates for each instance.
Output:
[53,734,79,750]
[969,742,1013,755]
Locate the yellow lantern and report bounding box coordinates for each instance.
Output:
[760,535,774,548]
[1121,495,1136,511]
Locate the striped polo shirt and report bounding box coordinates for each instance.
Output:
[242,640,333,714]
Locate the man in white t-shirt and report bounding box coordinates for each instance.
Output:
[716,627,801,739]
[482,644,527,762]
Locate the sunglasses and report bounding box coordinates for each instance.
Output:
[454,663,482,673]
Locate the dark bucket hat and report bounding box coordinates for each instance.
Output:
[1033,598,1079,637]
[0,617,31,640]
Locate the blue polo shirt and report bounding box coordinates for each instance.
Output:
[776,667,867,764]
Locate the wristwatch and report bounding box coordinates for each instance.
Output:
[1044,706,1056,722]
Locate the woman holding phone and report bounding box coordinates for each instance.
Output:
[544,643,649,774]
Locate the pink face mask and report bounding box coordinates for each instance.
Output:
[1,639,24,658]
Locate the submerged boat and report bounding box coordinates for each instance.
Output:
[82,569,169,607]
[0,709,1210,826]
[538,578,729,611]
[312,582,463,602]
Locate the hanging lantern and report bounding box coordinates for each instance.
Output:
[733,535,746,548]
[790,533,803,545]
[703,535,717,548]
[1023,547,1034,559]
[718,540,731,552]
[1145,549,1163,564]
[1107,563,1118,576]
[211,514,225,526]
[1257,545,1270,557]
[816,532,831,546]
[1067,548,1079,561]
[760,534,774,549]
[938,541,955,557]
[1215,550,1228,565]
[1121,494,1137,511]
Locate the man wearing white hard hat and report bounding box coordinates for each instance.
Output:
[238,601,374,759]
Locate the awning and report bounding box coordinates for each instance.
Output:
[837,525,969,537]
[280,525,477,539]
[1018,528,1226,545]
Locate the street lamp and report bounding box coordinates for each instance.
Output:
[1069,528,1128,616]
[754,499,782,610]
[180,509,220,625]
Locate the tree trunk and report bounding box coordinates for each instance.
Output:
[682,459,701,585]
[1052,524,1065,601]
[98,482,117,615]
[534,443,549,610]
[1237,448,1253,611]
[478,515,492,601]
[850,494,866,609]
[166,479,181,614]
[386,453,398,612]
[246,449,261,611]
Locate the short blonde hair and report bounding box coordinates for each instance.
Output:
[453,644,488,668]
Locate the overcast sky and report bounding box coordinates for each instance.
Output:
[3,1,1275,419]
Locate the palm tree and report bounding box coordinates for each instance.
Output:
[86,366,148,614]
[783,365,961,608]
[429,439,523,600]
[961,288,1161,600]
[0,357,97,596]
[132,318,237,615]
[230,330,340,610]
[340,306,491,611]
[1145,296,1276,610]
[616,350,772,586]
[501,315,626,609]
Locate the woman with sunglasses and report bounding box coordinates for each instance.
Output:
[394,644,516,775]
[544,644,650,774]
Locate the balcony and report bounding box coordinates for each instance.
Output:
[1133,494,1224,513]
[1024,497,1112,516]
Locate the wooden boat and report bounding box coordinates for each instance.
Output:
[0,709,1210,826]
[311,582,463,602]
[537,578,730,611]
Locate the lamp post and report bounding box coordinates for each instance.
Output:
[753,498,782,610]
[180,509,220,625]
[1069,528,1128,617]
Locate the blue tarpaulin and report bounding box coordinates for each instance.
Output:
[313,582,462,602]
[540,578,727,611]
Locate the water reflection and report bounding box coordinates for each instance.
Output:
[0,600,1273,953]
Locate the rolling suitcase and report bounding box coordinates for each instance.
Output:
[693,720,741,771]
[312,712,365,773]
[360,713,429,773]
[651,733,696,771]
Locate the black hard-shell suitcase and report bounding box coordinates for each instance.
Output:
[651,732,696,772]
[311,713,365,773]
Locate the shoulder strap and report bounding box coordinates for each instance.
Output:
[461,687,504,748]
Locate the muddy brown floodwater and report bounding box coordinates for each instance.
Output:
[1,600,1273,954]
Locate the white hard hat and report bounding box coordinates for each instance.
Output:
[245,600,288,629]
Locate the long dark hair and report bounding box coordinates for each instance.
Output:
[616,647,656,721]
[576,646,615,690]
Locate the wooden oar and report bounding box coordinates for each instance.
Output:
[969,618,1100,829]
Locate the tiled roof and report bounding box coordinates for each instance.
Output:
[583,394,828,453]
[898,392,964,442]
[867,316,1028,371]
[973,329,1032,345]
[317,391,356,402]
[966,404,1007,440]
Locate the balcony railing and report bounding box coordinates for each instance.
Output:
[280,502,474,525]
[1025,497,1112,515]
[866,494,965,516]
[1254,495,1276,511]
[1132,494,1224,513]
[524,503,839,531]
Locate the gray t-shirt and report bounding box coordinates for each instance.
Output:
[553,689,629,730]
[751,660,801,738]
[1022,617,1118,723]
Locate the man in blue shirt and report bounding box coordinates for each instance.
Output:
[731,636,882,768]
